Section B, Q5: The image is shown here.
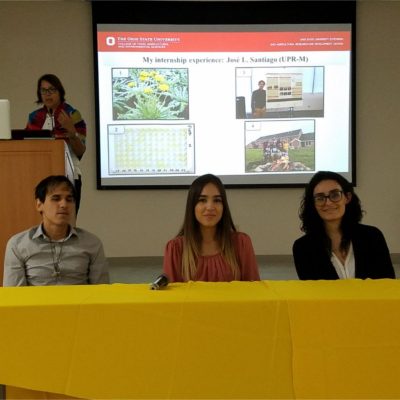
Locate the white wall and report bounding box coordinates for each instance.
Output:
[0,1,399,257]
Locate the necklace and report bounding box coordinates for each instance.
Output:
[50,239,66,278]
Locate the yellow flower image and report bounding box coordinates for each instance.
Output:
[158,84,169,92]
[154,74,165,82]
[139,71,150,81]
[113,67,189,120]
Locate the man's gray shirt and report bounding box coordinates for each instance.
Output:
[3,225,109,286]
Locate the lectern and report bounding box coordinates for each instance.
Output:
[0,139,74,285]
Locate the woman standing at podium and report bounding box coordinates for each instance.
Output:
[26,74,86,213]
[163,174,260,282]
[293,171,395,280]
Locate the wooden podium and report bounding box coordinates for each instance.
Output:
[0,139,74,286]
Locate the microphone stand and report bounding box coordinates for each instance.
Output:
[48,108,55,134]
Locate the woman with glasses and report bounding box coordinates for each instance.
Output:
[163,174,260,282]
[292,171,395,280]
[26,74,86,214]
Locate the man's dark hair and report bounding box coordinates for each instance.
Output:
[35,175,76,203]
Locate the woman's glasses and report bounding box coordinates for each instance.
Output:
[40,87,57,95]
[313,189,343,206]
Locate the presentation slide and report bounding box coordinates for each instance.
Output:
[95,24,352,188]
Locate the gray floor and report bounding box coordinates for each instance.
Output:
[108,255,400,283]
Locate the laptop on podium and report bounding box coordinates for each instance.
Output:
[11,129,53,140]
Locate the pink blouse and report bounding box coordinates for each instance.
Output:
[163,232,260,282]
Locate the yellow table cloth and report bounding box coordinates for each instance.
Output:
[1,280,400,399]
[274,279,400,399]
[0,281,292,399]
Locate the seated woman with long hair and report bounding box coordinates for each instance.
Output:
[163,174,260,282]
[293,171,395,280]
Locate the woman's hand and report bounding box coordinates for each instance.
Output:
[57,109,86,157]
[57,109,76,138]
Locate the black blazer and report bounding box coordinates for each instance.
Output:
[292,224,395,280]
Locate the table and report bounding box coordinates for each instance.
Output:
[1,280,400,399]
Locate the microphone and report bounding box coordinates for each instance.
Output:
[48,108,54,132]
[150,273,169,290]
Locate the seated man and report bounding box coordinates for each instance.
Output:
[3,175,109,286]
